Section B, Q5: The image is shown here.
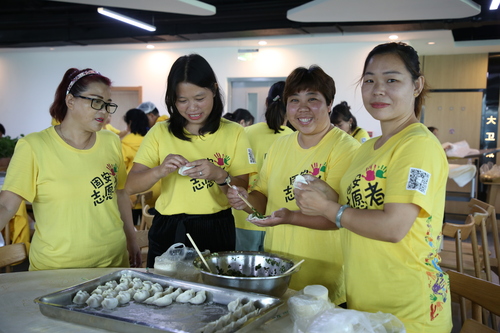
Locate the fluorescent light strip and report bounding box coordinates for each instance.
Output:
[97,7,156,32]
[490,0,500,10]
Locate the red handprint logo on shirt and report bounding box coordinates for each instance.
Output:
[310,162,323,176]
[106,163,117,176]
[214,153,230,166]
[362,164,377,181]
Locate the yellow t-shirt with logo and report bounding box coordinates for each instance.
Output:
[234,122,294,231]
[253,128,360,304]
[3,128,129,270]
[134,118,257,215]
[339,123,451,333]
[122,132,160,208]
[352,126,370,143]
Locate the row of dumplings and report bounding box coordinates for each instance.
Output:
[197,297,267,333]
[72,273,207,309]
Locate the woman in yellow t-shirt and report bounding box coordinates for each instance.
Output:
[294,43,452,332]
[330,101,370,143]
[227,66,360,304]
[233,81,293,251]
[0,68,141,270]
[126,54,257,267]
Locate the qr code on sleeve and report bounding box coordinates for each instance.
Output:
[247,148,256,164]
[406,167,430,195]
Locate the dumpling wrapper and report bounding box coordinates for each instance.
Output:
[293,174,308,189]
[178,165,195,176]
[246,214,271,223]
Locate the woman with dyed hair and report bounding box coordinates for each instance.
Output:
[0,68,141,270]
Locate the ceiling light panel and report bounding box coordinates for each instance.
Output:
[287,0,480,22]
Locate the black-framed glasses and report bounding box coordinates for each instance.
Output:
[74,95,118,114]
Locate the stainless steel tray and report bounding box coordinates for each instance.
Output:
[34,269,283,333]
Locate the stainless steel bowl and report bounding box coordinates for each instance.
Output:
[193,251,298,297]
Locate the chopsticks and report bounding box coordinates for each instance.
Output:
[186,233,212,273]
[231,185,265,218]
[284,259,305,274]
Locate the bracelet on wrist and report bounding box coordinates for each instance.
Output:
[335,204,349,229]
[217,172,231,186]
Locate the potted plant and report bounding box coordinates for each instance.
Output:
[0,135,23,171]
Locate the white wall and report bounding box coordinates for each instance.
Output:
[0,41,381,138]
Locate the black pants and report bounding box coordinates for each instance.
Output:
[146,208,236,268]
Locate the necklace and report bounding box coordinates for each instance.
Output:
[56,125,94,150]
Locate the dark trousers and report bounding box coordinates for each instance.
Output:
[146,208,236,268]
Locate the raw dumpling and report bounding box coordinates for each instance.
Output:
[131,278,143,289]
[114,282,129,291]
[175,289,196,303]
[86,294,103,308]
[152,293,174,307]
[241,300,256,314]
[72,290,90,304]
[101,295,119,310]
[197,321,216,333]
[105,280,118,289]
[169,287,183,299]
[133,289,150,303]
[178,165,195,176]
[116,291,131,305]
[227,297,243,312]
[163,286,174,294]
[144,291,164,304]
[102,289,119,298]
[189,290,207,305]
[150,283,163,294]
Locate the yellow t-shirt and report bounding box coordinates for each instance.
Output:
[134,118,257,215]
[234,122,294,231]
[339,123,451,333]
[352,127,370,143]
[105,123,121,135]
[121,132,160,208]
[156,115,169,123]
[3,128,129,270]
[253,128,360,304]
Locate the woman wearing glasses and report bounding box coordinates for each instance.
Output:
[0,68,141,270]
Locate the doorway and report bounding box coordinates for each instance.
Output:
[228,78,286,123]
[110,87,143,132]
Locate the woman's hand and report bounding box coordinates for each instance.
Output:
[183,158,227,183]
[248,208,293,227]
[157,154,189,178]
[226,185,248,210]
[127,239,142,268]
[295,176,338,217]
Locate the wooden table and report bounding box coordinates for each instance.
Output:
[0,268,293,333]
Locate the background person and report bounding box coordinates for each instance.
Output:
[0,68,141,270]
[227,65,360,305]
[233,81,293,251]
[330,101,370,143]
[126,54,257,268]
[223,108,255,127]
[121,108,160,224]
[295,42,451,332]
[137,101,169,128]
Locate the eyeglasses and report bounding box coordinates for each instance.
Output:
[74,95,118,114]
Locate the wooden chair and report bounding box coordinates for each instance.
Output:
[0,243,27,272]
[440,212,483,276]
[129,190,153,225]
[135,230,149,268]
[440,214,482,324]
[448,270,500,333]
[139,204,154,231]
